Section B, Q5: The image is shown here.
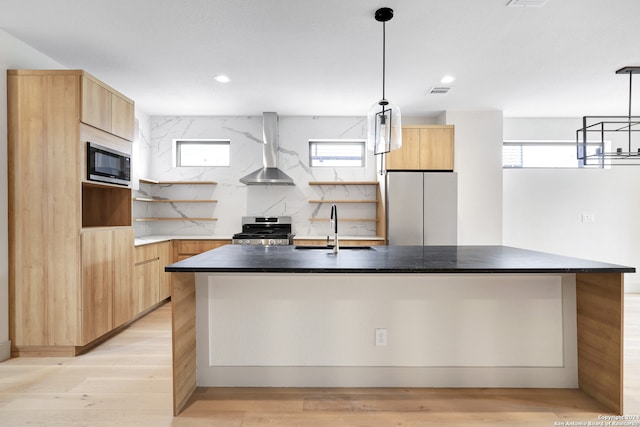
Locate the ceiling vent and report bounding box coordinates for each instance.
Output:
[428,86,452,95]
[507,0,548,7]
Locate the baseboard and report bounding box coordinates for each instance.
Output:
[0,339,11,362]
[626,282,640,293]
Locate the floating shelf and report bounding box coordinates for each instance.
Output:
[139,178,217,185]
[309,181,378,186]
[133,197,217,203]
[135,218,218,222]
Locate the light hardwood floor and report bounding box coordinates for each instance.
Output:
[1,296,639,426]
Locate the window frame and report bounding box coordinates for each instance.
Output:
[502,140,610,169]
[173,139,231,167]
[308,139,367,168]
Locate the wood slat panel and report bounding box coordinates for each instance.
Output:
[576,272,624,414]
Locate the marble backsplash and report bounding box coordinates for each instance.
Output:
[133,115,382,238]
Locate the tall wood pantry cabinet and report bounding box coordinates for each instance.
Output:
[8,70,135,356]
[385,125,455,171]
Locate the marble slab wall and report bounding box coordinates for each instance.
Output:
[135,115,380,237]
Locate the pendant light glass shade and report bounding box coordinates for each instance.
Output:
[367,99,402,155]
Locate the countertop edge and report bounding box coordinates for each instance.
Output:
[163,245,636,274]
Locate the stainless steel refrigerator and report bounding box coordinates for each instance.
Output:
[386,171,457,245]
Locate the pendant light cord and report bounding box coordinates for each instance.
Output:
[382,20,386,101]
[629,72,633,119]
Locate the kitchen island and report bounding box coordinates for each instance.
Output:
[166,245,634,416]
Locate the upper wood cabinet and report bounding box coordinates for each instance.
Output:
[385,125,455,171]
[111,93,135,141]
[81,74,135,141]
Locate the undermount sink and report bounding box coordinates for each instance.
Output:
[294,245,374,250]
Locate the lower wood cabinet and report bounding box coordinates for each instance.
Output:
[174,239,231,261]
[81,227,134,345]
[157,241,173,300]
[134,257,159,316]
[133,240,175,317]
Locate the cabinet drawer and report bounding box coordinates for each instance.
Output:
[135,244,159,264]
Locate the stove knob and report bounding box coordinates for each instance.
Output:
[244,240,250,245]
[268,239,276,246]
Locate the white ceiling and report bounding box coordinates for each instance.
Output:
[2,0,640,118]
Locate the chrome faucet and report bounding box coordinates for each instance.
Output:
[329,204,339,254]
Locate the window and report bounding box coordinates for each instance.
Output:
[309,139,366,167]
[174,139,230,167]
[503,140,610,169]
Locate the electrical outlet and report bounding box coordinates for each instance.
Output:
[581,213,596,223]
[375,328,387,346]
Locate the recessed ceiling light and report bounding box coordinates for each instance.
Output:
[214,74,230,83]
[441,75,456,84]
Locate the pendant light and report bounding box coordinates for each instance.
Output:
[367,7,402,155]
[577,66,640,166]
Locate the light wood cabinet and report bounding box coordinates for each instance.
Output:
[111,93,135,141]
[135,258,159,315]
[81,74,135,141]
[134,244,160,316]
[158,241,173,300]
[113,229,136,328]
[385,125,454,171]
[81,229,114,344]
[133,241,174,317]
[174,239,230,261]
[8,70,135,356]
[81,227,134,343]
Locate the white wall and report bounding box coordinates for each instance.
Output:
[0,30,65,361]
[503,118,640,292]
[444,111,504,244]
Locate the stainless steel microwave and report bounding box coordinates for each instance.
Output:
[87,142,131,186]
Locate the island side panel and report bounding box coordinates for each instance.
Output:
[575,272,624,414]
[171,272,197,416]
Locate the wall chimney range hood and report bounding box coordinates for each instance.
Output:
[240,112,295,186]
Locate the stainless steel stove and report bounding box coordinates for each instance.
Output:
[232,216,294,246]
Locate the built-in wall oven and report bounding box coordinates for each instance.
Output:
[87,141,131,186]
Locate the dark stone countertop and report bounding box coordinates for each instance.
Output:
[165,245,635,274]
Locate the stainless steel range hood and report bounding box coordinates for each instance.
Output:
[240,112,295,185]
